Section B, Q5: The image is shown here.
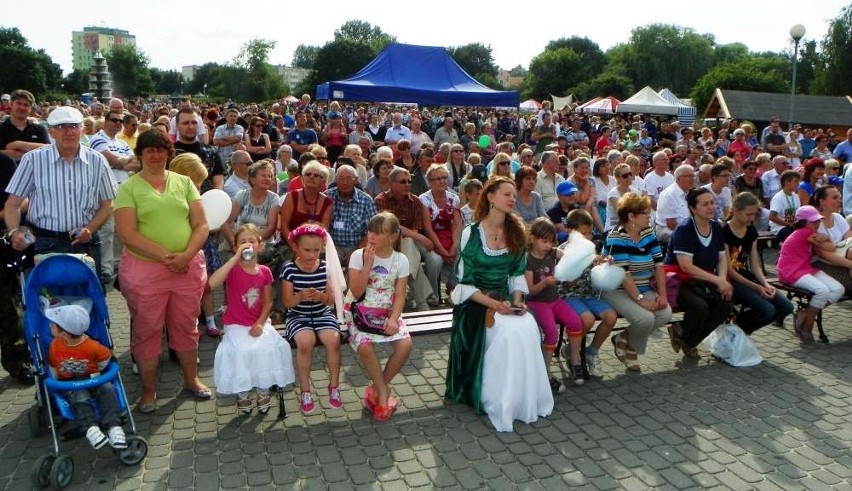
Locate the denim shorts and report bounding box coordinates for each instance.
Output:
[564,296,614,318]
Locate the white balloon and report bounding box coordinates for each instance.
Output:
[201,189,232,231]
[554,231,596,282]
[590,263,626,292]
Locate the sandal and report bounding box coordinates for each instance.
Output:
[683,346,700,359]
[256,395,272,414]
[611,334,628,365]
[136,393,156,414]
[667,323,682,353]
[793,314,815,342]
[237,398,253,415]
[624,349,641,371]
[184,385,213,400]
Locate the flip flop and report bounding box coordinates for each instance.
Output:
[611,334,628,364]
[373,396,398,422]
[363,386,378,413]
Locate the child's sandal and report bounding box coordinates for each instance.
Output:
[363,386,379,413]
[373,396,398,422]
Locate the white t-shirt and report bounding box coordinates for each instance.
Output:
[817,212,850,243]
[655,185,688,229]
[169,113,208,142]
[702,184,732,223]
[644,172,675,203]
[768,191,800,234]
[632,175,645,195]
[348,249,410,279]
[761,169,782,199]
[606,186,639,231]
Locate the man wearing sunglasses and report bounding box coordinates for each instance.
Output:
[90,109,139,284]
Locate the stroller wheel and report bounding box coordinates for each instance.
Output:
[49,454,74,489]
[115,435,148,466]
[27,406,46,438]
[30,453,54,488]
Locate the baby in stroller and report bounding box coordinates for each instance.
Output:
[46,302,127,450]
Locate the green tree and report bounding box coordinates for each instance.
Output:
[0,27,62,98]
[713,43,749,64]
[572,71,634,101]
[509,65,527,77]
[448,43,499,84]
[307,38,377,97]
[292,44,319,68]
[690,57,788,113]
[616,24,716,96]
[523,37,605,100]
[150,69,183,95]
[812,4,852,95]
[62,70,89,96]
[104,44,155,97]
[233,38,287,101]
[184,63,223,95]
[334,20,395,52]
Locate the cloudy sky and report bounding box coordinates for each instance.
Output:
[5,1,848,75]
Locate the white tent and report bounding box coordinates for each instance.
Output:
[616,86,679,115]
[551,93,574,110]
[519,99,542,111]
[580,96,620,114]
[658,88,697,125]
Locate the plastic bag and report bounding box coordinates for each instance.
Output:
[700,324,763,367]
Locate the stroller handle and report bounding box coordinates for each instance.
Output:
[44,362,120,392]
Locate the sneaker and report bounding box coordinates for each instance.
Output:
[328,385,342,409]
[237,397,254,415]
[570,365,585,386]
[86,426,108,449]
[586,350,603,378]
[107,426,127,449]
[549,376,566,394]
[299,391,315,415]
[256,395,272,414]
[427,294,440,307]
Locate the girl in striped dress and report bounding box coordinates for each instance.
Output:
[281,224,343,415]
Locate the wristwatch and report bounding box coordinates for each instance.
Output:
[635,293,644,302]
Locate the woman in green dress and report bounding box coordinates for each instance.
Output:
[445,176,553,432]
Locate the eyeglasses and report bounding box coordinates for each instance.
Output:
[303,172,324,179]
[395,179,412,184]
[619,173,633,178]
[51,123,81,130]
[452,149,464,153]
[429,176,448,182]
[107,118,122,124]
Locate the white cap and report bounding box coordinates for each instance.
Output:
[46,107,84,126]
[1,94,10,101]
[45,304,90,336]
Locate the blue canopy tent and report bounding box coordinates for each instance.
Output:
[316,43,519,107]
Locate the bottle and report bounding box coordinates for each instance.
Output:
[241,246,254,261]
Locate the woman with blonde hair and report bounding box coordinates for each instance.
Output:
[488,152,513,179]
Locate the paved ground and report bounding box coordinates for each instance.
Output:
[1,257,852,490]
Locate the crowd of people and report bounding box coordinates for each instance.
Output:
[2,88,852,433]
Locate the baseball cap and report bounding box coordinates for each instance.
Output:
[1,94,10,101]
[47,107,84,126]
[45,304,90,336]
[556,181,579,196]
[795,205,821,223]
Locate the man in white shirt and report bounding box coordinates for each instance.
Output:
[655,165,694,242]
[760,156,791,207]
[168,99,208,144]
[534,151,565,209]
[408,118,432,155]
[643,151,675,209]
[212,108,244,164]
[383,113,412,146]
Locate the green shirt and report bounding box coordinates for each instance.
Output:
[114,172,200,258]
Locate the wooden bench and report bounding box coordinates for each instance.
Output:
[766,277,844,343]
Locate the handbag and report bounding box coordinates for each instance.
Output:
[350,294,392,336]
[834,238,852,260]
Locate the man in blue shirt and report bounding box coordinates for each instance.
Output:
[325,165,376,264]
[287,110,318,160]
[833,128,852,165]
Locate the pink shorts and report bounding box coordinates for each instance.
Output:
[120,251,207,360]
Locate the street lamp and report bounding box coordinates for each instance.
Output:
[788,23,806,131]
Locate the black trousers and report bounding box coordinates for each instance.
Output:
[0,269,27,373]
[678,280,733,349]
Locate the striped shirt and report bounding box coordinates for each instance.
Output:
[280,260,333,317]
[5,144,117,232]
[605,226,663,292]
[89,129,132,183]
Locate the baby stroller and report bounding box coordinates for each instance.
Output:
[23,254,148,489]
